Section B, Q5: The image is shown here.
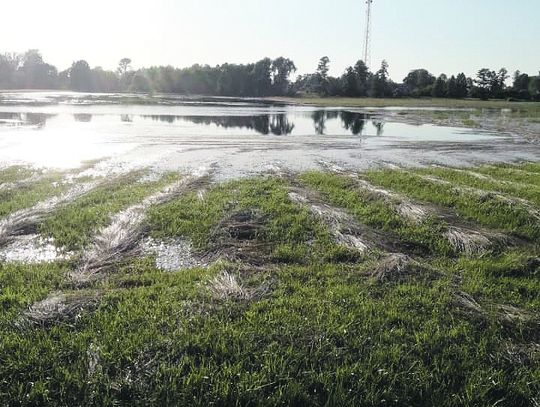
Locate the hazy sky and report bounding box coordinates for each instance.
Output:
[1,0,538,81]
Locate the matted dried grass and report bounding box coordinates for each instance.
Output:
[208,271,270,301]
[0,181,99,247]
[71,175,209,285]
[20,291,101,327]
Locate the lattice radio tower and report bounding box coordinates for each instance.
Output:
[363,0,374,69]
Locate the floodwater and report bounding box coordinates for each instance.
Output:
[1,92,539,178]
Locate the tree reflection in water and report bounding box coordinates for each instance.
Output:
[311,110,339,135]
[0,112,55,128]
[142,114,295,135]
[74,114,92,123]
[340,111,367,135]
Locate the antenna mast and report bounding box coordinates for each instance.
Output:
[363,0,373,69]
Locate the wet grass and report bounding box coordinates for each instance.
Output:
[0,262,67,326]
[415,166,540,206]
[0,172,69,218]
[364,168,540,241]
[147,177,358,264]
[0,165,35,184]
[0,163,538,406]
[300,171,455,256]
[39,171,179,251]
[474,163,540,186]
[0,259,538,406]
[271,96,540,112]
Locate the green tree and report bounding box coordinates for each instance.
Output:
[250,58,272,96]
[369,60,390,97]
[18,50,57,89]
[529,74,540,101]
[455,73,469,98]
[474,68,496,99]
[403,69,435,96]
[447,75,457,98]
[70,60,93,92]
[0,53,21,89]
[354,60,369,96]
[341,67,359,96]
[432,74,447,98]
[317,56,330,79]
[271,57,296,96]
[117,58,132,76]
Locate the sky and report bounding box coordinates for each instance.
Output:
[1,0,538,81]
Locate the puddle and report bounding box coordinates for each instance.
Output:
[142,238,206,272]
[0,235,71,264]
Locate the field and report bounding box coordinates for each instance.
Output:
[272,96,540,111]
[0,161,539,406]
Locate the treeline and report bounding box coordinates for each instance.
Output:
[295,57,540,101]
[0,50,296,96]
[0,50,539,100]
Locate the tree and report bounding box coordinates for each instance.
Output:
[455,73,469,98]
[341,67,359,96]
[70,60,93,91]
[17,49,58,89]
[492,68,509,98]
[117,58,132,76]
[474,68,496,99]
[315,56,331,96]
[529,74,540,101]
[354,60,369,96]
[432,74,447,98]
[447,75,457,98]
[249,58,272,96]
[0,53,21,89]
[369,60,390,97]
[317,56,330,79]
[403,69,435,96]
[473,68,508,99]
[271,57,296,96]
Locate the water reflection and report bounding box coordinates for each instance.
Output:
[143,114,296,136]
[0,112,54,128]
[74,114,92,123]
[372,120,385,136]
[0,110,384,136]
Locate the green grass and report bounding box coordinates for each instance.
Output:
[461,118,478,127]
[0,172,69,218]
[270,96,540,113]
[0,163,538,406]
[0,262,67,326]
[414,166,540,206]
[300,171,454,256]
[0,259,538,406]
[0,166,35,184]
[474,163,540,186]
[363,169,540,241]
[39,172,179,251]
[147,177,358,264]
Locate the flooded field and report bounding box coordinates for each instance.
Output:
[1,92,539,405]
[1,92,539,178]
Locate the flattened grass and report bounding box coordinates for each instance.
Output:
[0,163,539,406]
[300,171,454,256]
[363,168,540,241]
[39,172,179,251]
[414,166,540,206]
[147,177,358,264]
[0,260,538,406]
[0,172,68,218]
[0,165,35,184]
